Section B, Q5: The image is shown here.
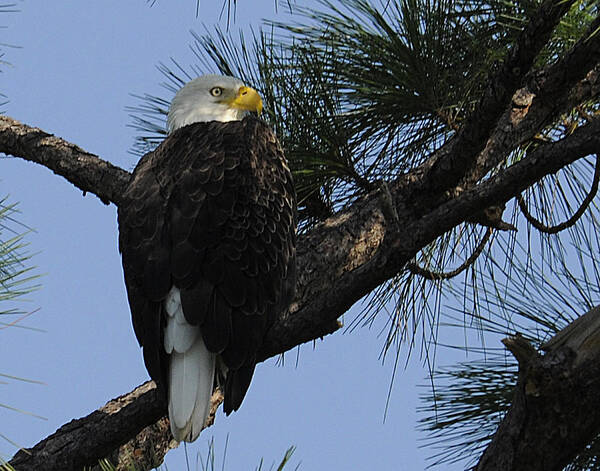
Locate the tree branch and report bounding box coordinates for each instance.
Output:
[4,111,600,470]
[2,6,599,463]
[9,382,166,471]
[406,227,493,281]
[475,306,600,471]
[0,116,130,206]
[466,18,600,185]
[403,117,600,257]
[395,46,600,229]
[426,0,579,194]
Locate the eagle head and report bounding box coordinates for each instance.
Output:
[167,74,263,133]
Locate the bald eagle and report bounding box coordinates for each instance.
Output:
[118,75,297,442]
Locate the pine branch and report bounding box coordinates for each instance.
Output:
[399,54,600,224]
[466,18,600,186]
[8,382,167,471]
[406,117,600,255]
[0,110,597,469]
[407,227,493,281]
[426,0,580,195]
[0,117,130,206]
[0,5,598,464]
[334,118,600,310]
[475,306,600,471]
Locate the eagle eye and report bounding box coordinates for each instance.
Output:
[210,87,223,97]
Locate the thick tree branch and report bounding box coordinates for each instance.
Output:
[267,117,600,361]
[0,116,130,205]
[404,117,600,256]
[9,382,166,471]
[426,0,578,194]
[466,17,600,186]
[7,383,221,471]
[475,306,600,471]
[527,14,600,107]
[396,50,600,229]
[2,5,598,463]
[4,112,600,470]
[468,45,600,186]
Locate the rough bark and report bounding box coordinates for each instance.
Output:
[476,307,600,471]
[1,1,600,469]
[0,118,130,205]
[4,115,600,471]
[426,0,579,194]
[8,383,166,471]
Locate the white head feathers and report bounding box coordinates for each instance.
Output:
[167,74,263,133]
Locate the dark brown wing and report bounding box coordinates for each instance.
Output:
[118,117,296,413]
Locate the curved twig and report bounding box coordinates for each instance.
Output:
[407,227,493,281]
[517,154,600,234]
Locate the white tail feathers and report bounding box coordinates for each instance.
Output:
[165,287,216,442]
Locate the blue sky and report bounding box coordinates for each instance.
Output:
[0,2,475,469]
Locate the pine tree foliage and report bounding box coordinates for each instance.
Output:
[0,198,38,316]
[127,0,600,467]
[419,225,600,467]
[419,352,517,468]
[0,196,40,465]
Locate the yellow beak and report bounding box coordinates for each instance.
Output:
[226,86,263,114]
